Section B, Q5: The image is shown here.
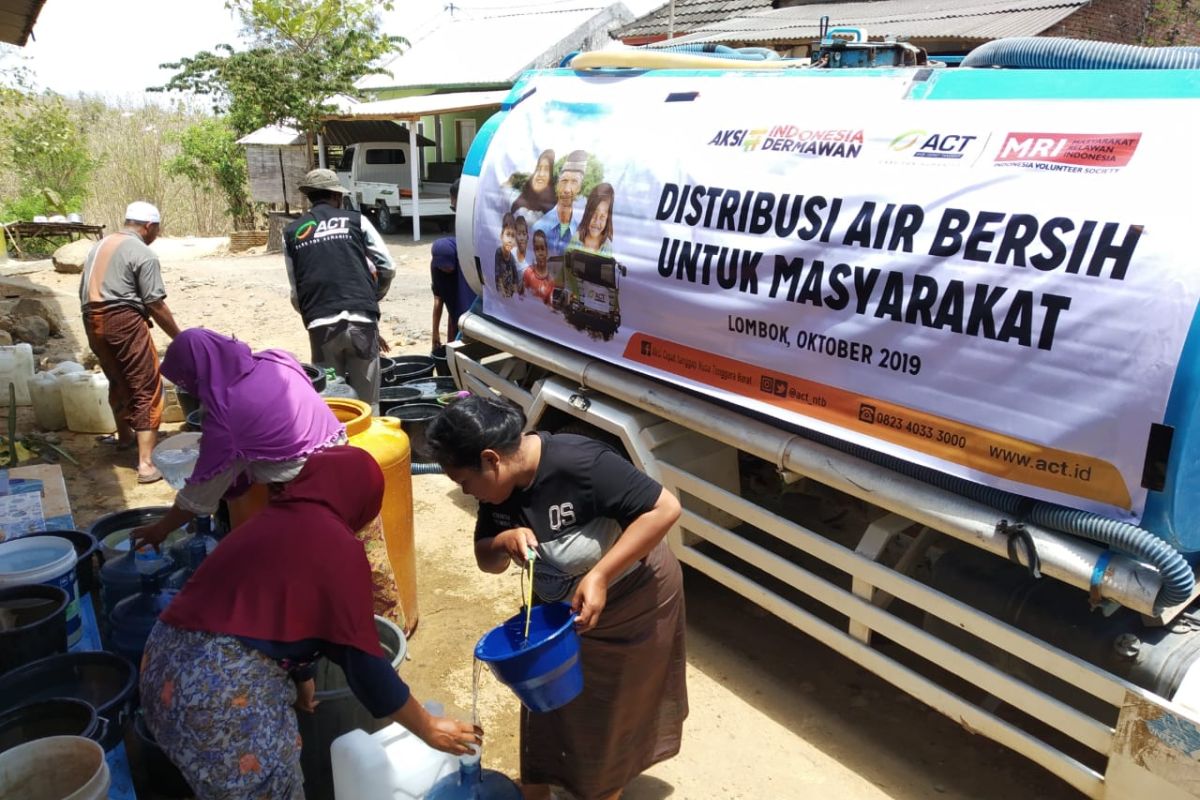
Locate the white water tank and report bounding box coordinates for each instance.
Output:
[331,717,457,800]
[59,372,117,434]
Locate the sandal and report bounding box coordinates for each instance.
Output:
[137,467,163,485]
[96,434,135,451]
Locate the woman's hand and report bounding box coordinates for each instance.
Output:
[420,715,484,756]
[496,528,539,565]
[571,570,608,633]
[293,678,319,714]
[130,522,170,550]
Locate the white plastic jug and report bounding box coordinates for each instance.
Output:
[59,372,117,434]
[331,718,457,800]
[0,343,35,406]
[48,360,85,378]
[29,372,67,431]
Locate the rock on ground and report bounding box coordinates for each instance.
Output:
[52,239,92,274]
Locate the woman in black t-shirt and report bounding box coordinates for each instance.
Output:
[428,395,688,800]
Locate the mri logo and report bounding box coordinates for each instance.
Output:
[889,129,978,159]
[994,132,1141,172]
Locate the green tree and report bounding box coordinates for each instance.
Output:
[1,96,94,220]
[153,0,403,148]
[166,117,254,229]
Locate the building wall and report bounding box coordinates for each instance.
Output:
[1043,0,1154,44]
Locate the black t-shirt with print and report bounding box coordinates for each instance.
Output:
[475,433,661,543]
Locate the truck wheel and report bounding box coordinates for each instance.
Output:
[377,204,397,234]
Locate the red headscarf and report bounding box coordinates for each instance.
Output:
[161,446,385,656]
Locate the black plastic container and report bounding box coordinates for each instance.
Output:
[299,617,404,800]
[22,530,101,596]
[0,698,99,755]
[0,584,69,674]
[130,710,192,798]
[0,650,137,751]
[185,408,204,432]
[431,344,450,377]
[387,403,443,463]
[382,355,435,387]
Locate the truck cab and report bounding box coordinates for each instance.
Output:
[334,141,454,233]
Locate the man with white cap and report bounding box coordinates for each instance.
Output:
[80,201,181,484]
[284,168,395,409]
[531,149,588,258]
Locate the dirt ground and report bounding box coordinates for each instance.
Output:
[0,232,1083,799]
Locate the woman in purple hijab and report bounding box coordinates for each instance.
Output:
[131,329,346,548]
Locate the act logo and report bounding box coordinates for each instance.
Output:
[295,217,352,243]
[889,129,978,159]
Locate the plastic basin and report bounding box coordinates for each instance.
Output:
[0,584,68,674]
[475,602,583,713]
[0,698,98,756]
[0,651,137,751]
[383,356,435,387]
[400,376,458,402]
[0,735,110,800]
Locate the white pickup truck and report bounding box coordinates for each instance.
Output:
[334,141,454,233]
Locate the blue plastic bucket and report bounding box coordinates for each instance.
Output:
[0,536,81,647]
[474,602,583,712]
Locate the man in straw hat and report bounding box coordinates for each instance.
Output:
[80,201,182,484]
[284,168,395,410]
[532,149,588,258]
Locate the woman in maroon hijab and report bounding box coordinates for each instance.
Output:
[141,446,480,799]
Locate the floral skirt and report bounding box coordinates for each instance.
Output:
[140,622,305,800]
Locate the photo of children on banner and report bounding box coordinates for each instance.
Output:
[514,215,529,266]
[568,182,614,257]
[510,148,557,217]
[494,212,523,298]
[524,229,555,304]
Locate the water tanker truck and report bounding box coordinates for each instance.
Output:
[447,32,1200,798]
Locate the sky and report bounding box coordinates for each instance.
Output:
[15,0,665,101]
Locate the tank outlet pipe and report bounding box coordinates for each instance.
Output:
[962,37,1200,70]
[460,314,1166,615]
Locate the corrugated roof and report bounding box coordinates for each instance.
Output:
[616,0,772,40]
[359,6,629,91]
[658,0,1087,46]
[0,0,47,46]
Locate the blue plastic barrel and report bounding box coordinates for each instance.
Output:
[474,602,582,713]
